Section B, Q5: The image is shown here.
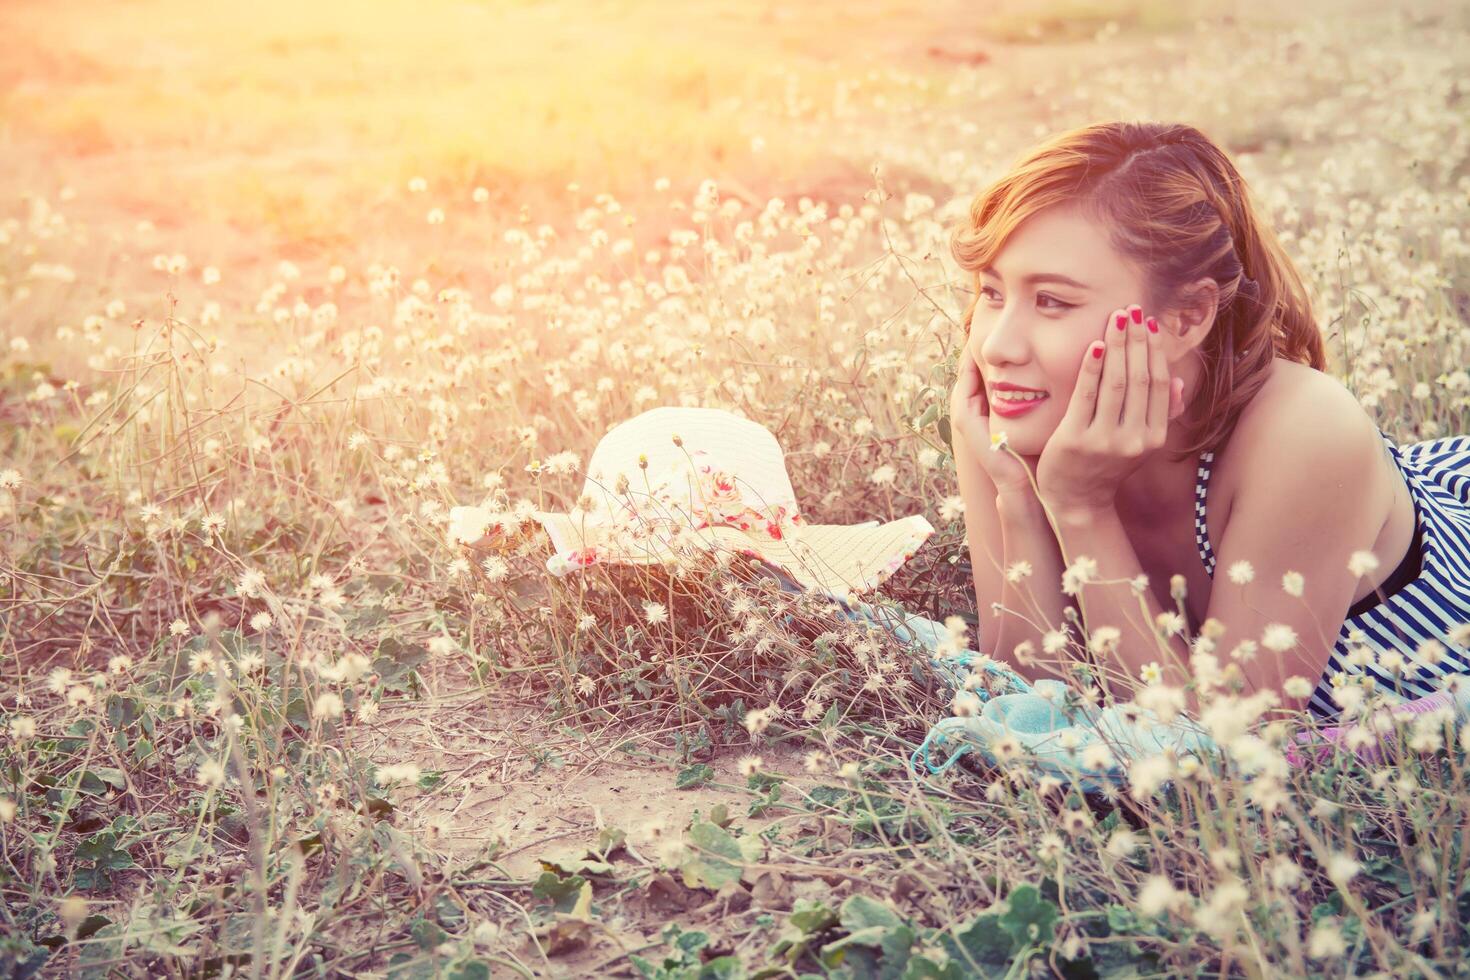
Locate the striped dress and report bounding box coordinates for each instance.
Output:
[1194,426,1470,719]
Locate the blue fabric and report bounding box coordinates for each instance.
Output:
[765,565,1216,794]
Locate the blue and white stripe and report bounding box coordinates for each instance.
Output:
[1195,427,1470,720]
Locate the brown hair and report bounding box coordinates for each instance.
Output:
[950,121,1325,463]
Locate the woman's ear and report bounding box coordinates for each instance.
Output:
[1172,277,1220,351]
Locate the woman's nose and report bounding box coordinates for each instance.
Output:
[979,309,1031,365]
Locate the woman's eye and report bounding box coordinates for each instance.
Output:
[980,285,1073,311]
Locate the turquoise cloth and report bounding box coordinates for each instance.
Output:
[766,566,1216,794]
[766,563,1470,793]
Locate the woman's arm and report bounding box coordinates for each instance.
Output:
[954,433,1078,681]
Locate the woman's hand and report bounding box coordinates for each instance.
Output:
[950,340,1041,500]
[1036,305,1187,519]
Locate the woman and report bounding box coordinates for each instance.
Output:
[944,120,1470,721]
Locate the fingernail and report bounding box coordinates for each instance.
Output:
[1092,343,1105,359]
[1147,316,1158,333]
[1115,313,1127,330]
[1131,307,1143,324]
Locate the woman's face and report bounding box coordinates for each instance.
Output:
[966,203,1160,457]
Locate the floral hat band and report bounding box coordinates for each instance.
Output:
[449,406,935,601]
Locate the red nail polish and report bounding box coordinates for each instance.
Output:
[1131,308,1143,324]
[1147,317,1158,333]
[1115,313,1127,330]
[1091,343,1104,359]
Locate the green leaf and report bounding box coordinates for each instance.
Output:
[900,955,967,980]
[941,912,1013,971]
[676,764,715,790]
[410,917,449,951]
[840,894,903,933]
[679,821,762,890]
[788,900,839,935]
[999,884,1057,948]
[444,960,492,980]
[285,697,310,728]
[72,867,112,891]
[746,771,784,794]
[532,870,589,913]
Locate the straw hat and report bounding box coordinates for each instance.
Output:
[448,406,935,600]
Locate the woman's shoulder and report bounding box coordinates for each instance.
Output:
[1239,359,1379,443]
[1219,358,1390,500]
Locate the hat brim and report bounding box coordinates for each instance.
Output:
[533,511,934,598]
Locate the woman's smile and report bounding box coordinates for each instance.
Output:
[990,392,1051,417]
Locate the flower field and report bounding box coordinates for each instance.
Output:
[3,0,1470,975]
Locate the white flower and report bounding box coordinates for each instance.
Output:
[197,760,226,787]
[0,469,21,490]
[1347,550,1380,578]
[1415,638,1445,665]
[543,450,581,476]
[1325,852,1361,886]
[1261,623,1299,653]
[989,430,1009,452]
[1004,559,1033,583]
[1227,560,1254,585]
[1088,626,1121,655]
[1139,661,1163,684]
[314,692,345,720]
[1127,753,1174,800]
[1282,676,1314,699]
[1155,611,1187,637]
[375,763,422,785]
[1268,857,1303,891]
[1082,744,1115,771]
[643,601,669,626]
[249,611,273,631]
[868,464,897,486]
[939,495,964,521]
[1105,829,1139,859]
[1376,649,1405,673]
[1307,921,1347,959]
[1062,556,1099,596]
[1136,875,1180,917]
[237,569,268,598]
[952,690,982,717]
[1281,571,1304,597]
